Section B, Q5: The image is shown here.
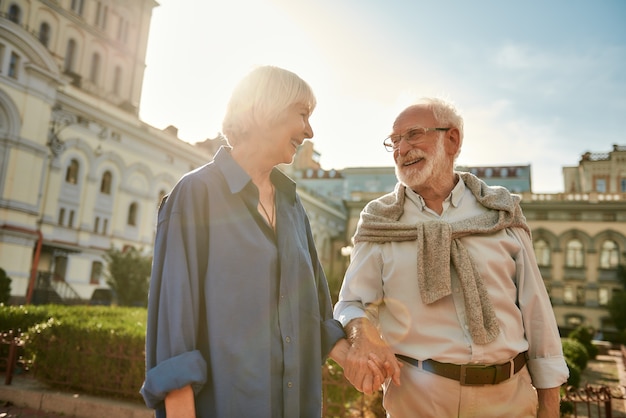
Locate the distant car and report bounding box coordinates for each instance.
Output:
[89,288,116,306]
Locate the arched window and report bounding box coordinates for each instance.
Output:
[68,210,75,228]
[65,39,77,72]
[103,219,108,234]
[565,239,584,268]
[65,159,79,184]
[8,4,21,23]
[90,53,101,83]
[113,66,122,95]
[39,22,51,47]
[533,239,551,267]
[100,170,112,194]
[599,240,619,269]
[94,216,100,233]
[127,202,138,226]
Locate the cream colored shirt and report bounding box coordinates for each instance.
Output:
[334,178,569,389]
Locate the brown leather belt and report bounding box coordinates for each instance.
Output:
[396,351,528,386]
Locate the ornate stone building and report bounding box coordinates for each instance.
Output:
[0,0,211,303]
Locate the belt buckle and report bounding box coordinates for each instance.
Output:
[459,363,490,386]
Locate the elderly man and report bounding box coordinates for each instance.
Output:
[334,98,568,418]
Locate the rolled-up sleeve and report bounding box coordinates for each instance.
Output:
[511,227,569,388]
[334,242,383,327]
[141,178,209,409]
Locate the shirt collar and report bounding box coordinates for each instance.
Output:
[213,146,297,204]
[404,173,466,211]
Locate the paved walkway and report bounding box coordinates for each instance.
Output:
[0,373,152,418]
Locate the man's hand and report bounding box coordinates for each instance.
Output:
[342,318,402,394]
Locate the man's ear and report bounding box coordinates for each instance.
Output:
[444,127,461,157]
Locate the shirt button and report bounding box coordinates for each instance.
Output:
[287,382,293,388]
[285,336,291,343]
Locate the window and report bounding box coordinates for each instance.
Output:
[95,2,108,29]
[595,178,606,193]
[90,53,100,83]
[103,218,108,234]
[90,261,103,284]
[100,171,112,194]
[68,210,75,228]
[65,159,79,184]
[113,66,122,95]
[94,217,100,233]
[565,315,583,328]
[8,4,21,23]
[71,0,85,15]
[564,286,575,304]
[127,202,138,226]
[599,288,610,306]
[8,52,19,78]
[65,39,77,72]
[39,22,51,47]
[533,239,551,267]
[599,240,619,269]
[58,208,65,226]
[565,239,584,268]
[621,178,626,193]
[117,17,129,42]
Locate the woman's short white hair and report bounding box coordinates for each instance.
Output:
[222,66,316,146]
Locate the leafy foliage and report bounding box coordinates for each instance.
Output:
[567,325,598,359]
[0,267,12,304]
[103,246,152,307]
[562,338,589,371]
[0,304,147,401]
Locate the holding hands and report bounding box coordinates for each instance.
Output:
[330,318,402,394]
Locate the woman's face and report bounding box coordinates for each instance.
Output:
[260,103,314,165]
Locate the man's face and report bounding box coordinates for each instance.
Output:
[392,106,452,190]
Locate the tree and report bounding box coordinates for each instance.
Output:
[0,267,12,304]
[607,265,626,332]
[103,246,152,307]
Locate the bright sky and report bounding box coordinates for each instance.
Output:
[139,0,626,193]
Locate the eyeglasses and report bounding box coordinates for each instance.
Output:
[383,126,450,152]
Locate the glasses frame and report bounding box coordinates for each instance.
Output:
[383,127,450,152]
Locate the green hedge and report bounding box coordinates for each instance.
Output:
[1,305,147,402]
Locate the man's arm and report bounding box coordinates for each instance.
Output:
[537,387,560,418]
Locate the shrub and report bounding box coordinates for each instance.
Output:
[562,338,589,371]
[564,356,581,388]
[0,268,12,304]
[0,304,147,401]
[568,325,599,359]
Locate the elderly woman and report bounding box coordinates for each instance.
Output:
[141,66,348,417]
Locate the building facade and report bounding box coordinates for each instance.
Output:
[0,0,213,303]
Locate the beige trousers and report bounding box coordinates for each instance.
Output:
[382,364,538,418]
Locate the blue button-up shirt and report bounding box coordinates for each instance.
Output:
[141,147,345,417]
